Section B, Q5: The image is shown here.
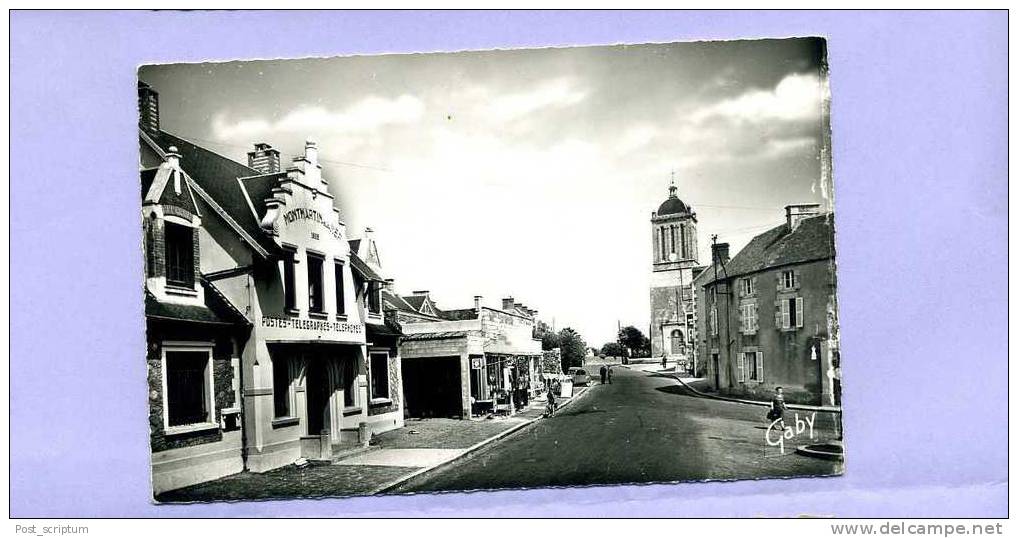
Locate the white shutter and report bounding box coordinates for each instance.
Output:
[739,305,745,333]
[774,300,782,328]
[781,299,790,329]
[794,270,801,289]
[738,354,745,382]
[758,351,764,381]
[795,297,804,328]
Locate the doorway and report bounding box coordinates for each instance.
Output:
[712,353,720,389]
[305,359,331,436]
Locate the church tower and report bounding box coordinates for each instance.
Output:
[649,175,699,364]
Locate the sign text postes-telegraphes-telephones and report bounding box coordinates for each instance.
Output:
[260,315,365,335]
[282,207,342,240]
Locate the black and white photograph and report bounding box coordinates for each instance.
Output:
[139,37,843,502]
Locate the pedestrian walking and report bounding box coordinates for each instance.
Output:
[599,365,607,384]
[661,355,667,370]
[607,365,614,384]
[545,381,557,417]
[767,386,788,430]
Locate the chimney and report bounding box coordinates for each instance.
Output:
[514,302,525,312]
[247,143,281,174]
[384,278,395,292]
[412,290,429,297]
[473,295,483,312]
[502,297,515,311]
[304,137,319,166]
[138,81,159,135]
[785,203,822,231]
[711,242,730,264]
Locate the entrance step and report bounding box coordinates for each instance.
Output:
[330,444,377,463]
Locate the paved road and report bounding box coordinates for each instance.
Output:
[395,367,842,493]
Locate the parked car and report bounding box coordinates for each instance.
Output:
[567,367,590,386]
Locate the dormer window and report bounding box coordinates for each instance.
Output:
[164,221,195,289]
[368,281,381,315]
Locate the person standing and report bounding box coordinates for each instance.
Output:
[545,381,557,417]
[661,354,667,371]
[607,365,614,385]
[767,386,788,430]
[599,365,607,385]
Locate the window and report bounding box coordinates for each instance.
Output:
[163,349,213,428]
[680,224,687,259]
[709,286,717,304]
[368,281,381,314]
[660,227,667,259]
[739,351,762,382]
[164,222,195,288]
[307,253,324,314]
[741,278,755,296]
[282,248,297,312]
[741,303,758,333]
[778,297,805,329]
[342,358,358,408]
[781,270,797,290]
[273,356,292,418]
[370,352,390,400]
[334,261,346,316]
[710,307,718,336]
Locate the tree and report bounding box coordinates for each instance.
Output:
[601,342,625,357]
[534,320,561,351]
[618,325,651,358]
[557,327,587,371]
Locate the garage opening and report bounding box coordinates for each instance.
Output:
[401,356,463,419]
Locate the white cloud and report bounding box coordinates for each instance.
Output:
[212,94,426,140]
[691,72,822,124]
[483,78,588,122]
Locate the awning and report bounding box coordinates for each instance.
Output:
[349,252,384,282]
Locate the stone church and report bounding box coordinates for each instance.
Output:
[648,180,705,370]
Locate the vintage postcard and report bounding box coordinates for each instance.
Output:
[139,37,842,501]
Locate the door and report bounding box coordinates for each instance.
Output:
[402,357,463,418]
[712,353,720,389]
[305,359,330,436]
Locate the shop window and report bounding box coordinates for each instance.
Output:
[342,359,357,408]
[334,261,346,316]
[282,247,297,312]
[370,352,390,400]
[164,222,195,289]
[307,252,324,314]
[273,356,292,418]
[163,348,213,428]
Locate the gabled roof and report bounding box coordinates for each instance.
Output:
[702,213,835,285]
[350,251,384,282]
[142,129,279,257]
[403,295,427,311]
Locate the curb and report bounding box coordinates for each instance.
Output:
[658,371,842,415]
[370,386,595,494]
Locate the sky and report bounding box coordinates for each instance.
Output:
[140,37,833,347]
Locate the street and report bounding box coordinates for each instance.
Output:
[394,366,842,493]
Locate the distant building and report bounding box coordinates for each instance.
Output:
[648,180,705,369]
[697,204,839,405]
[395,293,543,419]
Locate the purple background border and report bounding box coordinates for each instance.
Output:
[10,10,1007,517]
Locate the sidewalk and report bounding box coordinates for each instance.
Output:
[157,388,588,502]
[627,364,842,414]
